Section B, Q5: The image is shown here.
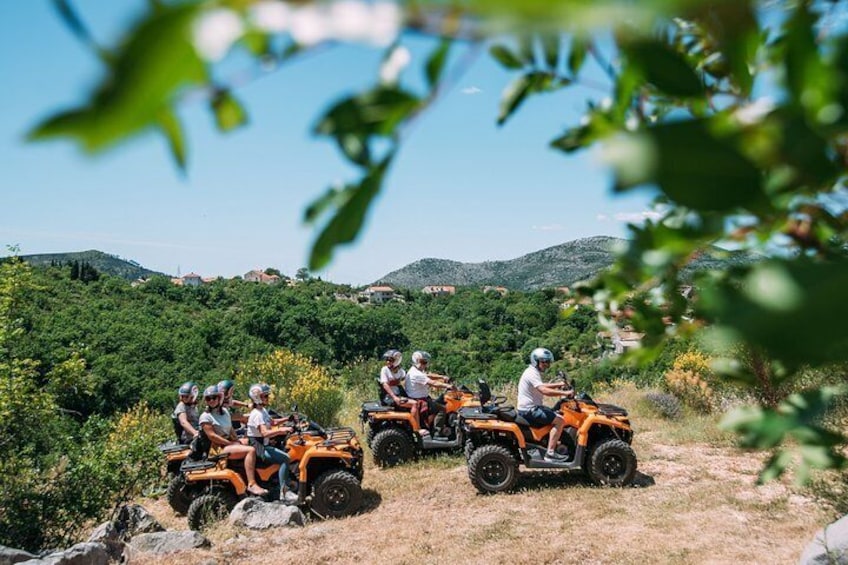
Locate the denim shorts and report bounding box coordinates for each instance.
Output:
[519,406,557,426]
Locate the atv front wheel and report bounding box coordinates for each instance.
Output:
[310,470,363,519]
[587,439,637,487]
[371,428,414,467]
[166,474,194,515]
[467,444,518,494]
[187,491,238,531]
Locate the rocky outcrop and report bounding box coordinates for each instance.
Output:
[26,542,111,565]
[0,545,38,565]
[128,531,210,554]
[230,498,306,530]
[800,514,848,564]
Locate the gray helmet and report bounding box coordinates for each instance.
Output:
[178,381,198,404]
[382,349,402,368]
[249,383,272,405]
[529,348,554,368]
[411,350,431,369]
[203,384,222,402]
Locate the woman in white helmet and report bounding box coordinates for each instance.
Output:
[172,381,200,444]
[379,350,419,421]
[246,383,297,504]
[405,351,454,437]
[517,348,574,462]
[199,384,268,496]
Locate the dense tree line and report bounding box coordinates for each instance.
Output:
[13,265,612,419]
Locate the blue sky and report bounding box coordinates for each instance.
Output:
[0,1,656,285]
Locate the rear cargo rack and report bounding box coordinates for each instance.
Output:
[323,426,358,446]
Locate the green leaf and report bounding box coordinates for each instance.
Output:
[567,36,588,76]
[550,125,593,153]
[625,38,703,98]
[758,450,792,484]
[315,87,420,139]
[303,185,351,225]
[517,33,535,64]
[29,4,205,153]
[541,33,559,70]
[309,156,393,270]
[156,109,187,172]
[211,90,248,133]
[498,74,533,126]
[425,40,451,90]
[489,44,524,70]
[698,260,848,366]
[619,119,764,212]
[694,2,758,96]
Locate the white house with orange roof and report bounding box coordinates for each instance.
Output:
[244,270,281,284]
[422,285,456,297]
[361,285,395,304]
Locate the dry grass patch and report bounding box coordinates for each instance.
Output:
[135,383,832,564]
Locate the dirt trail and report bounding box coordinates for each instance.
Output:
[139,431,831,565]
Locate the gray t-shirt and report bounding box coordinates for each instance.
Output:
[199,408,233,439]
[172,402,198,443]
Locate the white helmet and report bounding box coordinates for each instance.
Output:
[529,348,554,368]
[411,350,431,369]
[381,349,402,369]
[249,383,272,405]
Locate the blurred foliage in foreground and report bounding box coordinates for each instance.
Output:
[26,0,848,488]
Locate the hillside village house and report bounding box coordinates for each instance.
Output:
[244,269,281,284]
[482,285,508,296]
[182,272,202,287]
[422,285,456,296]
[361,285,395,304]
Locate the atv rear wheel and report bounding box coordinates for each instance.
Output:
[310,470,363,519]
[166,474,194,515]
[587,439,637,486]
[187,491,239,531]
[467,444,518,494]
[371,428,414,467]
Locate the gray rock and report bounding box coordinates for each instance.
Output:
[129,531,210,555]
[0,545,37,565]
[113,505,164,538]
[86,522,126,563]
[230,498,306,530]
[800,513,848,564]
[34,542,111,565]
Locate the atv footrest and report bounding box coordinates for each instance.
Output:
[181,460,218,472]
[159,443,190,454]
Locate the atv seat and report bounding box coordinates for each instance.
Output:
[362,401,392,413]
[597,403,628,416]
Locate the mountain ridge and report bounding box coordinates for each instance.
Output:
[376,236,625,290]
[8,250,168,280]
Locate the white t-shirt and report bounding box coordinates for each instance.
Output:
[405,366,430,399]
[517,365,545,412]
[199,408,233,439]
[246,407,272,445]
[379,366,406,396]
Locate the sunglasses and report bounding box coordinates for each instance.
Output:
[205,396,219,401]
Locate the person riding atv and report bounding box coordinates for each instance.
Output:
[182,408,364,530]
[360,368,483,467]
[461,376,637,493]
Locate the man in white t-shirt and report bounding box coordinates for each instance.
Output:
[517,348,574,462]
[405,350,454,436]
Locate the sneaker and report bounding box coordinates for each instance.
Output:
[544,451,567,462]
[247,484,269,496]
[279,490,299,505]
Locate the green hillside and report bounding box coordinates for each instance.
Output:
[8,250,167,280]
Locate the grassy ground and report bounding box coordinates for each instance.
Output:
[136,383,834,565]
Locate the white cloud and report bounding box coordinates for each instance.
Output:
[596,211,662,224]
[461,86,482,95]
[532,224,565,232]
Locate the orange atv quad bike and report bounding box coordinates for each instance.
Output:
[461,380,636,493]
[359,382,485,467]
[158,415,194,478]
[181,412,364,530]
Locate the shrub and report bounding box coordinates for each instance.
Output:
[238,349,344,426]
[665,369,714,413]
[644,392,682,420]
